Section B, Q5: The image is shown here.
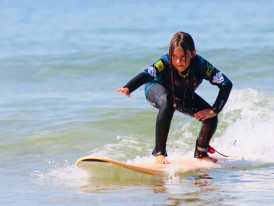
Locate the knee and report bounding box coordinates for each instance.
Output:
[159,92,169,105]
[158,93,173,110]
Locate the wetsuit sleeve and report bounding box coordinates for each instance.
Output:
[123,54,169,93]
[123,72,152,93]
[202,59,233,114]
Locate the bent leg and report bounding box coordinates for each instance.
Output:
[176,93,218,158]
[146,84,174,156]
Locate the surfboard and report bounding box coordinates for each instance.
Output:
[76,156,218,177]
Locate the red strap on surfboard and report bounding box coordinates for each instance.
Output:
[208,145,229,158]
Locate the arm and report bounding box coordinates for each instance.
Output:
[195,57,233,120]
[210,72,233,114]
[203,59,233,114]
[124,72,152,93]
[116,54,169,97]
[116,72,152,97]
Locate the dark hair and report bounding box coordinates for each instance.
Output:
[169,32,196,94]
[169,31,195,57]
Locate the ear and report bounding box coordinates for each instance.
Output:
[191,50,197,58]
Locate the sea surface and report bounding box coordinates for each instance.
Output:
[1,0,274,205]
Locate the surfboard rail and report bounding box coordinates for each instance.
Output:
[76,156,168,176]
[76,156,218,177]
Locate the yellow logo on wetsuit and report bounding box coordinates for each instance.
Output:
[206,64,214,77]
[154,60,165,72]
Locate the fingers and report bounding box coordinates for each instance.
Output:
[194,109,217,121]
[194,112,208,121]
[116,88,130,98]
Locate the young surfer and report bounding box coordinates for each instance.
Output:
[116,32,232,164]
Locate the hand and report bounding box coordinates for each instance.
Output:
[155,155,169,164]
[116,87,130,98]
[194,109,217,121]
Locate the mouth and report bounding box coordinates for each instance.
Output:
[176,66,185,71]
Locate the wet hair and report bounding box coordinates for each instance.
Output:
[169,31,197,94]
[169,31,195,58]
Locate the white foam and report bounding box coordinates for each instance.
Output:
[83,89,274,171]
[211,89,274,163]
[31,162,89,187]
[146,89,274,168]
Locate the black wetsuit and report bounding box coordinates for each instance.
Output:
[124,53,232,158]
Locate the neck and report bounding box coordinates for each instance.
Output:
[178,67,190,78]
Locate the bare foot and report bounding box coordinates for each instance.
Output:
[155,155,169,164]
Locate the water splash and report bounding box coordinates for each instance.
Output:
[37,89,274,184]
[31,161,89,187]
[211,89,274,163]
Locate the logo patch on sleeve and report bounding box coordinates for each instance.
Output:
[212,72,224,84]
[154,60,165,72]
[206,64,214,77]
[147,67,157,77]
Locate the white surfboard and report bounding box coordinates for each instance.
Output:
[76,156,218,177]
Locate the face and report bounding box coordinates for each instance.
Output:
[171,47,196,72]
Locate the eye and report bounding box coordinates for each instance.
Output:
[173,55,184,58]
[173,55,185,60]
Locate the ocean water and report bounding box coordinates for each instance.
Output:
[1,0,274,205]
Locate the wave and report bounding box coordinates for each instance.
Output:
[212,89,274,163]
[31,88,274,187]
[88,89,274,164]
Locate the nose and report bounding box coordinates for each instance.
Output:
[176,57,183,64]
